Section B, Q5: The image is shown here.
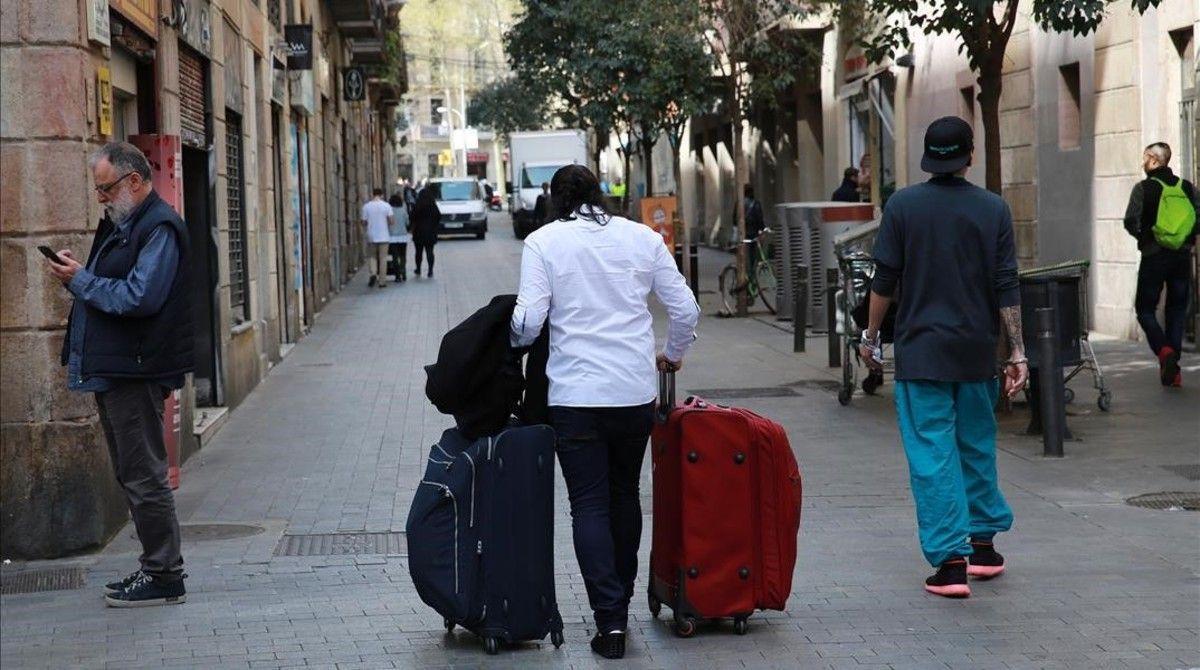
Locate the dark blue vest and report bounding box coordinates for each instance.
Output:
[60,191,195,379]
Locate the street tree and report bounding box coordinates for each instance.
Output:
[698,0,829,316]
[858,0,1163,195]
[467,76,551,143]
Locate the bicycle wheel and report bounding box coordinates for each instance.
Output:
[719,264,740,314]
[755,261,777,314]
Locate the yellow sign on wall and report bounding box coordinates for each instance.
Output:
[437,150,454,167]
[97,66,113,137]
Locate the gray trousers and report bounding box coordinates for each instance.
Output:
[96,381,184,582]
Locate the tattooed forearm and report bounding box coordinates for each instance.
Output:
[1000,305,1024,358]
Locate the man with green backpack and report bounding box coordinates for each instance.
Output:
[1123,142,1198,387]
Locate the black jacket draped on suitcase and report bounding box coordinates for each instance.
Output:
[424,294,549,438]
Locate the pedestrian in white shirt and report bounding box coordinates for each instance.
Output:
[511,164,699,660]
[361,188,393,287]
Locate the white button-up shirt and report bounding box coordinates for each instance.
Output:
[511,211,700,408]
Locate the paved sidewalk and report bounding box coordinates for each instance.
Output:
[2,220,1198,669]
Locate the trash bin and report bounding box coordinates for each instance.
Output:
[1019,275,1082,369]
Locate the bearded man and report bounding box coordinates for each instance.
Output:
[45,141,193,607]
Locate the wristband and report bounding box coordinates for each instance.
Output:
[1005,358,1028,367]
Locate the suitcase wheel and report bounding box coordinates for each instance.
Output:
[484,637,500,655]
[674,616,697,638]
[733,617,749,635]
[443,618,455,633]
[648,593,662,618]
[551,629,564,648]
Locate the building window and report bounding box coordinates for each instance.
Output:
[959,86,975,125]
[1058,62,1081,150]
[267,0,282,31]
[430,97,444,125]
[1172,28,1196,184]
[226,110,250,323]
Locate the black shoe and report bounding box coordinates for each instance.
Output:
[590,631,626,660]
[104,573,186,608]
[368,275,377,287]
[924,558,970,598]
[968,539,1006,579]
[427,269,433,278]
[413,267,421,278]
[104,569,143,595]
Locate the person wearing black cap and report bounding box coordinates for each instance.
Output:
[859,116,1028,599]
[831,167,862,202]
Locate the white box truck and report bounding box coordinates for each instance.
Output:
[507,129,588,238]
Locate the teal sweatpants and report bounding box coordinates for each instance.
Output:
[894,380,1014,567]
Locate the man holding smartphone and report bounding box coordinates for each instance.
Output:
[859,117,1027,599]
[44,141,192,607]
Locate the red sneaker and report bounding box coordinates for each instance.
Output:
[1172,370,1182,388]
[1158,347,1180,386]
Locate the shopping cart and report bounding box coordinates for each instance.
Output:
[1018,260,1112,412]
[832,220,893,406]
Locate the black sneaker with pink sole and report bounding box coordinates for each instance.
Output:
[925,558,970,598]
[968,539,1006,579]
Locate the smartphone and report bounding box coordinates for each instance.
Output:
[37,245,64,264]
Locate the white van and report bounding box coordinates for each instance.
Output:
[428,177,488,239]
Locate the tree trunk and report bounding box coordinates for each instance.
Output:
[642,137,655,198]
[672,137,690,287]
[622,143,632,216]
[977,60,1004,195]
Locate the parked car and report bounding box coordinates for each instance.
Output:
[428,178,488,239]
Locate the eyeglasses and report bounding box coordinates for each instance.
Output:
[95,171,134,194]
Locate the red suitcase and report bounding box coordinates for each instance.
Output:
[648,372,802,637]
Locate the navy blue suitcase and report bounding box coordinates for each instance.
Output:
[406,424,564,654]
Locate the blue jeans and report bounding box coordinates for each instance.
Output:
[1134,249,1192,355]
[548,403,654,632]
[894,380,1013,567]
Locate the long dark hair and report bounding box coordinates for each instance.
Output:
[549,164,609,223]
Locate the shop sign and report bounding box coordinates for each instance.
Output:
[87,0,111,46]
[843,45,869,82]
[175,0,213,56]
[111,0,157,40]
[97,66,114,137]
[289,70,315,116]
[437,150,454,167]
[284,25,313,71]
[639,196,676,248]
[342,67,366,102]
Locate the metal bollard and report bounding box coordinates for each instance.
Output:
[1036,307,1065,457]
[827,268,840,368]
[793,265,809,353]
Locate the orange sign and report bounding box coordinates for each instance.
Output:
[639,196,676,248]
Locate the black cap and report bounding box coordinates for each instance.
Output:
[921,116,974,174]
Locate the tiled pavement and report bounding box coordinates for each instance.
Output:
[2,212,1198,669]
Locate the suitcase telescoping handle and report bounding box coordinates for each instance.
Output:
[656,370,676,423]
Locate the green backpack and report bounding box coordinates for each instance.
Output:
[1150,177,1197,250]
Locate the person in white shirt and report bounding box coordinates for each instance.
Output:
[361,188,394,287]
[511,164,699,660]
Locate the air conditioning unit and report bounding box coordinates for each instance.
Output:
[775,202,875,329]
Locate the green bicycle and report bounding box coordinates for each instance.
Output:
[718,227,777,315]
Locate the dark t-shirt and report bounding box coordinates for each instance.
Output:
[871,175,1020,382]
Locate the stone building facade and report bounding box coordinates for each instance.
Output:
[0,0,405,559]
[672,0,1196,342]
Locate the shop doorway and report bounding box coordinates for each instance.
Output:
[272,105,292,344]
[182,145,221,407]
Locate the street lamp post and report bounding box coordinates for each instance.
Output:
[437,105,467,178]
